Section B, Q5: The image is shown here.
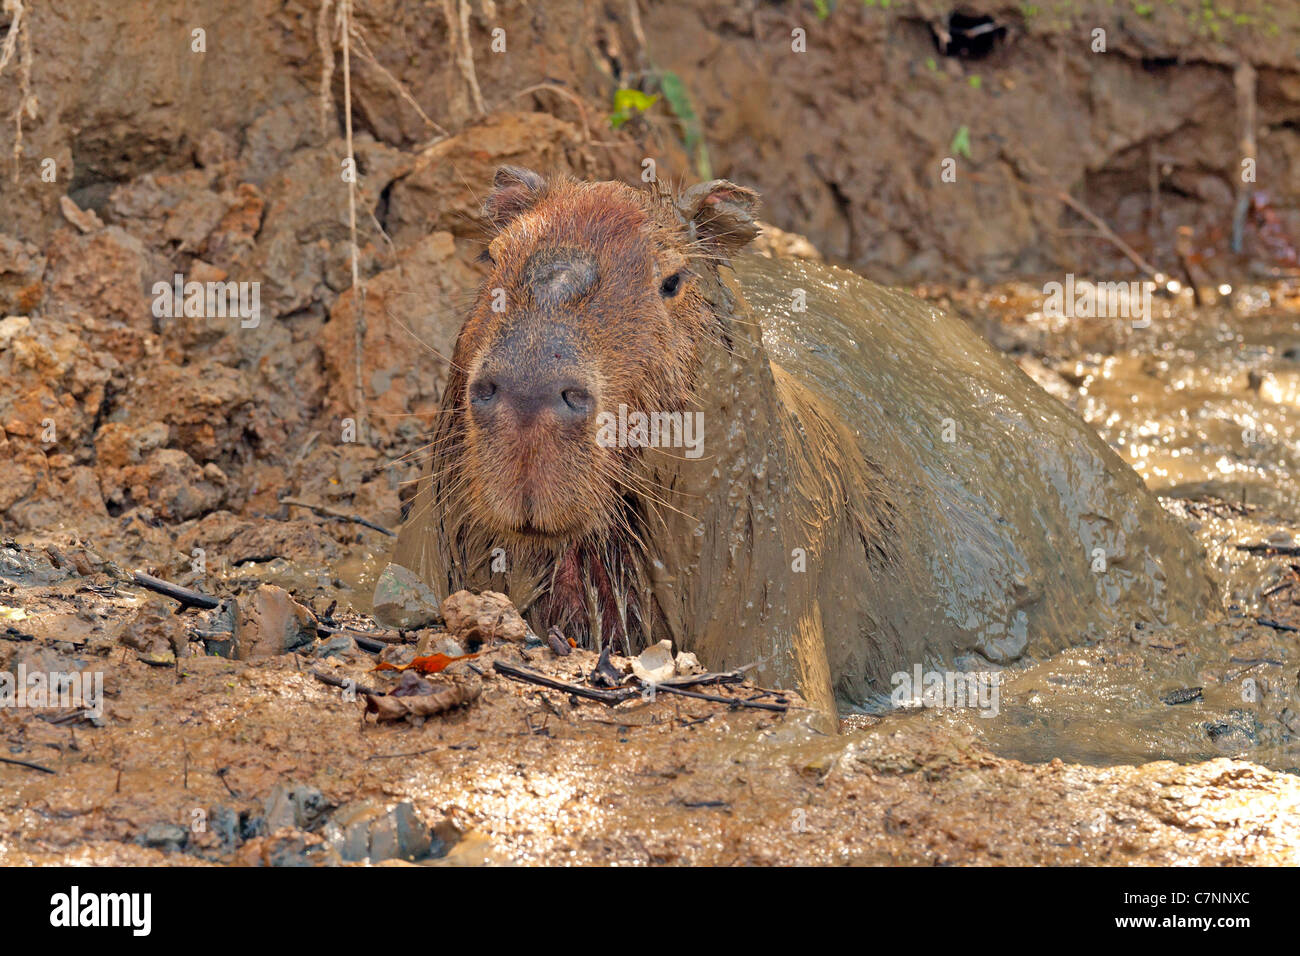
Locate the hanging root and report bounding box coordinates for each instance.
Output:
[315,0,336,135]
[0,0,34,182]
[442,0,485,116]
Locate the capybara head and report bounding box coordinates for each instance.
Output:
[449,167,759,544]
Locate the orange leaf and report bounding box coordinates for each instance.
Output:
[372,651,479,674]
[409,651,480,674]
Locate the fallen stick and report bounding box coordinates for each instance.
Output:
[0,755,56,774]
[492,661,638,706]
[1236,543,1300,557]
[281,498,395,537]
[650,683,789,713]
[494,661,789,713]
[1260,579,1294,598]
[1256,617,1299,634]
[131,572,220,610]
[310,669,387,697]
[655,669,747,689]
[313,622,402,651]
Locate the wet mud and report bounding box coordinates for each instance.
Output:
[1,0,1299,865]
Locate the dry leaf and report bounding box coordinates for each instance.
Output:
[362,680,481,722]
[631,640,675,685]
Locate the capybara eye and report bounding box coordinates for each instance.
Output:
[476,248,495,265]
[659,271,684,297]
[561,387,592,413]
[469,379,497,404]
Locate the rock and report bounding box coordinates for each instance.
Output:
[4,644,85,676]
[234,585,317,660]
[391,671,436,697]
[59,195,104,234]
[429,634,466,658]
[262,783,329,832]
[752,221,823,261]
[675,651,704,676]
[372,563,442,629]
[43,227,155,358]
[232,830,340,868]
[321,800,432,863]
[0,235,44,316]
[547,625,572,657]
[197,598,240,659]
[0,545,72,586]
[119,600,189,661]
[114,447,227,521]
[441,590,528,645]
[0,315,31,349]
[207,806,242,852]
[139,822,189,853]
[378,644,416,669]
[312,634,357,660]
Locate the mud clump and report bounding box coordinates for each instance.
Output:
[441,590,530,645]
[233,585,318,660]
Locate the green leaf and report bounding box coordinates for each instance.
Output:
[658,71,713,179]
[608,88,660,128]
[951,125,972,159]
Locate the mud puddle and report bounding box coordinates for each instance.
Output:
[866,282,1300,771]
[4,545,1300,866]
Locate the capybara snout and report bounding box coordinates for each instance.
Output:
[468,324,597,432]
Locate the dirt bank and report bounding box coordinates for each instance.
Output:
[2,0,1299,865]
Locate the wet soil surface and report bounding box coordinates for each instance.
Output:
[3,345,1300,869]
[2,0,1299,867]
[3,549,1300,867]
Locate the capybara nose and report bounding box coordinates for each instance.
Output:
[469,372,593,427]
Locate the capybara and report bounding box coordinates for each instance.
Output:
[393,167,1217,718]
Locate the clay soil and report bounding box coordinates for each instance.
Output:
[3,0,1300,864]
[4,544,1300,866]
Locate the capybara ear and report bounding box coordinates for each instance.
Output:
[676,179,761,252]
[484,166,547,230]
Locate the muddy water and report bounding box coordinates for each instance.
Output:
[392,253,1291,772]
[857,286,1300,772]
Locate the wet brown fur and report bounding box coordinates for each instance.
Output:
[404,169,758,652]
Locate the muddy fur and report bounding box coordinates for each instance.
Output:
[397,169,768,657]
[395,169,1218,720]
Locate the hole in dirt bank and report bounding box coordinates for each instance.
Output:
[1141,56,1180,71]
[938,12,1008,59]
[69,129,186,215]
